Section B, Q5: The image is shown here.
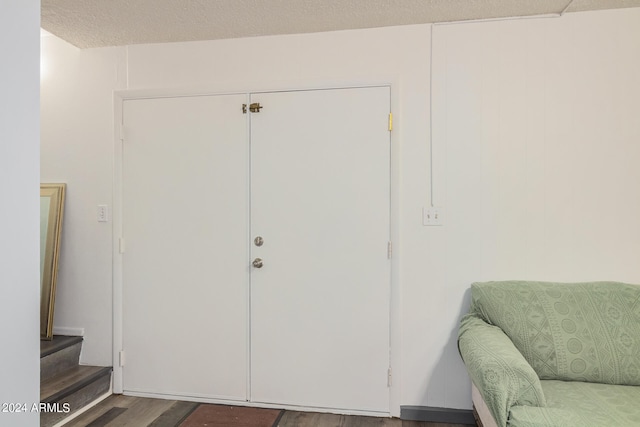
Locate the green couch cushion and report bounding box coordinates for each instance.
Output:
[508,380,640,427]
[469,281,640,385]
[507,406,583,427]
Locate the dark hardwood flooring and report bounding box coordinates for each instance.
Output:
[62,395,473,427]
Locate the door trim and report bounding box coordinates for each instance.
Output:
[112,82,400,415]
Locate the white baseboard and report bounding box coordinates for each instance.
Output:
[52,326,85,336]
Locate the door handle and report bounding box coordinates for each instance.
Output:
[252,258,264,268]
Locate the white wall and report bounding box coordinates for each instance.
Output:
[1,2,41,426]
[122,27,430,415]
[40,7,640,413]
[40,34,125,365]
[42,25,432,414]
[421,8,640,408]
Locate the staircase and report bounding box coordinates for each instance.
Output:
[40,336,112,427]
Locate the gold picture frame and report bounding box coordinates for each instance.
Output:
[41,183,66,340]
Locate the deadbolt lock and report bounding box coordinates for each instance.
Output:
[254,236,264,247]
[242,103,264,114]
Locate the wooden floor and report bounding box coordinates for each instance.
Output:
[62,395,473,427]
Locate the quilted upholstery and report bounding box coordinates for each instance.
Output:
[469,281,640,385]
[458,315,546,427]
[459,280,640,427]
[508,381,640,427]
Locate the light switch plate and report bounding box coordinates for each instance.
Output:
[98,205,109,222]
[423,207,443,226]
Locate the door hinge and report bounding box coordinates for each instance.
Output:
[388,113,393,131]
[387,241,392,259]
[243,103,263,114]
[387,367,392,387]
[119,350,125,367]
[119,237,125,254]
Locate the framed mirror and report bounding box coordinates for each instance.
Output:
[41,183,66,340]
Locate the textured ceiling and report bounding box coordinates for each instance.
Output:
[41,0,640,48]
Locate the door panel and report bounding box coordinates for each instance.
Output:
[122,95,248,400]
[250,87,391,412]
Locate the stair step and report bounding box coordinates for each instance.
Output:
[41,335,83,382]
[41,335,83,358]
[40,365,112,427]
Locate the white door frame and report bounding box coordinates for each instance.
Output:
[112,81,402,417]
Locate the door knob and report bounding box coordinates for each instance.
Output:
[252,258,263,268]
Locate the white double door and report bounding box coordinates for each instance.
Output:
[121,87,391,413]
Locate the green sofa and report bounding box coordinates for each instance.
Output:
[458,281,640,427]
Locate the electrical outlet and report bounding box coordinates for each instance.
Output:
[97,205,109,222]
[423,206,443,226]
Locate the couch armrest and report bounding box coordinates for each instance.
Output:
[459,314,547,427]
